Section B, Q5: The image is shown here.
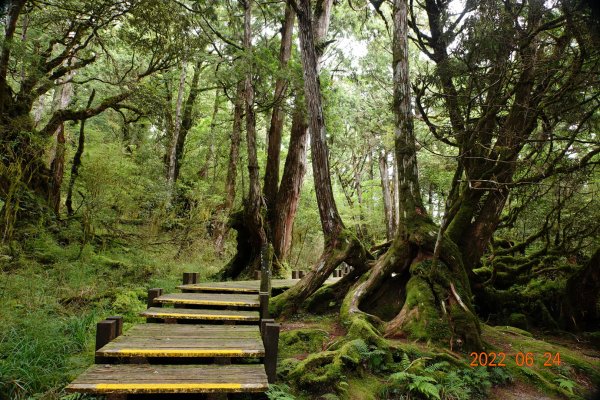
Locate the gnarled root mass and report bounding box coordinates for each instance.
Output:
[274,220,484,395]
[269,229,369,317]
[342,219,483,352]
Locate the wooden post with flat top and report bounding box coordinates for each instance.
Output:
[259,292,270,321]
[95,319,117,364]
[263,322,280,383]
[182,272,198,285]
[106,316,123,336]
[146,288,163,323]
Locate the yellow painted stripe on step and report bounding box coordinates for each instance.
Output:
[178,286,257,292]
[94,383,244,391]
[104,349,259,357]
[161,299,257,306]
[143,312,257,320]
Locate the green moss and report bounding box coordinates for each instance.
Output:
[344,375,382,400]
[482,325,600,398]
[289,351,343,390]
[507,313,529,330]
[279,328,329,359]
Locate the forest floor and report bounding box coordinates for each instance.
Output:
[0,226,598,399]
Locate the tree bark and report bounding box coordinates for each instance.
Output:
[379,150,394,240]
[199,89,221,179]
[295,0,342,241]
[47,62,75,215]
[66,89,96,216]
[271,99,309,264]
[174,60,202,181]
[264,3,295,218]
[338,0,482,352]
[167,57,188,188]
[241,0,267,254]
[214,81,244,253]
[0,0,26,119]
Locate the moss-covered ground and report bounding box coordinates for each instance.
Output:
[273,312,600,400]
[2,227,598,400]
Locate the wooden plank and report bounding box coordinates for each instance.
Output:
[178,278,341,293]
[155,293,260,308]
[66,364,268,394]
[140,307,259,322]
[120,324,261,337]
[96,324,265,358]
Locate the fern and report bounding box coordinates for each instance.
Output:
[266,383,296,400]
[555,377,575,394]
[408,379,441,400]
[400,353,411,371]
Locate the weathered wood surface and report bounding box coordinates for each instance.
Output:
[178,278,340,293]
[96,324,264,358]
[155,293,260,308]
[140,307,260,322]
[66,364,268,394]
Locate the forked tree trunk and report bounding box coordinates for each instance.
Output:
[221,0,268,279]
[264,3,295,217]
[270,0,368,316]
[340,0,483,351]
[271,100,308,265]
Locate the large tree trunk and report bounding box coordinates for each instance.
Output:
[166,57,188,188]
[214,81,244,253]
[66,89,96,216]
[271,0,368,316]
[378,150,394,240]
[221,0,268,279]
[339,0,483,352]
[264,3,294,218]
[271,100,308,266]
[173,60,202,181]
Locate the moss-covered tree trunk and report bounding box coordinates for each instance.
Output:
[221,0,268,279]
[339,0,482,351]
[271,0,369,315]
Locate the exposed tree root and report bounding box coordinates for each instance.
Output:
[270,229,369,317]
[340,218,483,352]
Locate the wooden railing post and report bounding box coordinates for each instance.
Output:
[259,244,271,295]
[147,288,163,323]
[263,322,280,383]
[292,270,299,279]
[106,316,123,336]
[95,319,117,363]
[259,292,270,320]
[182,272,198,285]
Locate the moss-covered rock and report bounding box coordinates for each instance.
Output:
[507,313,529,330]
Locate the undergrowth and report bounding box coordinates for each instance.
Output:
[0,222,224,399]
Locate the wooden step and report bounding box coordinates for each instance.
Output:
[96,324,264,358]
[140,307,259,322]
[154,293,260,308]
[66,364,268,394]
[178,278,341,293]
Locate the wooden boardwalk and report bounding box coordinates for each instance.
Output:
[178,278,340,293]
[67,268,347,398]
